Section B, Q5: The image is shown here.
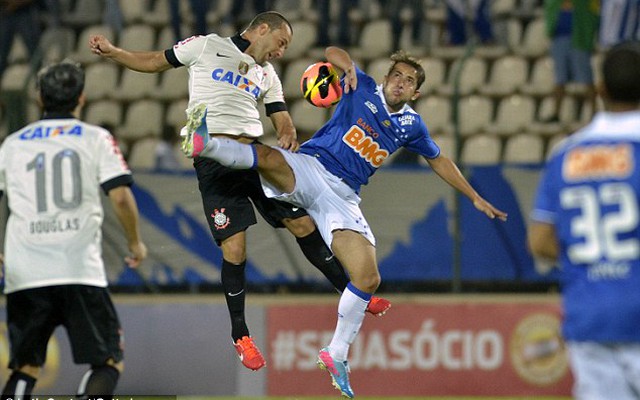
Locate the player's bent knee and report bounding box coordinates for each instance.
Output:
[283,215,316,237]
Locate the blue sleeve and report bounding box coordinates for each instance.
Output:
[405,119,441,159]
[531,157,560,224]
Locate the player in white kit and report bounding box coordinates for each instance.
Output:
[89,12,390,371]
[0,61,147,398]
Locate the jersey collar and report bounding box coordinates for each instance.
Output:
[231,34,251,52]
[376,84,412,115]
[42,112,75,120]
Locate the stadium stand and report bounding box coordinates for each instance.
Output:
[503,132,545,164]
[461,134,502,165]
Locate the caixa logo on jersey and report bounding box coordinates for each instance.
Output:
[211,68,261,98]
[19,125,82,140]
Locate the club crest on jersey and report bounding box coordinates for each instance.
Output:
[211,208,230,230]
[398,114,416,126]
[211,68,261,98]
[19,125,82,140]
[238,61,249,75]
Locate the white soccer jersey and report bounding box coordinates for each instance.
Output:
[0,118,131,293]
[170,34,285,138]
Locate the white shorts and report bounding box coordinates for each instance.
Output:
[567,341,640,400]
[259,148,375,248]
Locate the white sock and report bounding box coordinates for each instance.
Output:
[328,283,371,361]
[200,137,257,169]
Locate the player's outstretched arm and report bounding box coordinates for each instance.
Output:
[108,186,148,268]
[89,34,172,73]
[426,154,508,221]
[325,46,357,93]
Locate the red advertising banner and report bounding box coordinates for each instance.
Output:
[266,299,572,397]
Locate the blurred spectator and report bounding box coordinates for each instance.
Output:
[387,0,424,51]
[155,125,181,171]
[444,0,495,45]
[169,0,210,41]
[223,0,271,33]
[315,0,357,47]
[599,0,640,49]
[103,0,123,35]
[543,0,598,122]
[0,0,43,84]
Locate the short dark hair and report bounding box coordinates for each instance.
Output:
[245,11,292,34]
[387,50,426,89]
[602,41,640,104]
[36,60,85,113]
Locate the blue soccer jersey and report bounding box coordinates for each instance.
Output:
[531,111,640,342]
[299,66,440,193]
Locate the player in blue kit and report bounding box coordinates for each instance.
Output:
[183,46,507,397]
[528,41,640,400]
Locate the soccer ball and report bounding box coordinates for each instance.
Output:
[300,62,343,108]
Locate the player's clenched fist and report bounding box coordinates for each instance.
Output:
[89,35,115,57]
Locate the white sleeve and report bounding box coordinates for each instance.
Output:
[262,63,286,105]
[95,128,131,184]
[172,35,207,67]
[0,141,6,192]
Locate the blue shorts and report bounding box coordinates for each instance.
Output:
[550,36,594,84]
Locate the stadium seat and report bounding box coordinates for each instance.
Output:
[461,134,502,165]
[119,0,146,25]
[505,18,524,52]
[520,56,555,98]
[503,133,544,164]
[414,96,452,136]
[111,68,158,102]
[430,134,458,159]
[7,37,29,65]
[487,94,536,136]
[456,95,493,136]
[157,25,181,49]
[165,98,189,131]
[437,57,488,97]
[281,20,317,61]
[83,62,119,101]
[479,55,528,98]
[117,24,157,52]
[84,100,123,128]
[546,133,568,158]
[1,64,32,92]
[142,0,172,28]
[351,20,393,61]
[289,98,328,140]
[69,25,115,64]
[420,57,446,94]
[152,67,189,101]
[127,137,161,169]
[39,27,76,64]
[61,0,102,28]
[281,57,316,100]
[26,99,40,123]
[366,57,391,84]
[530,95,579,136]
[118,100,164,142]
[513,17,549,59]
